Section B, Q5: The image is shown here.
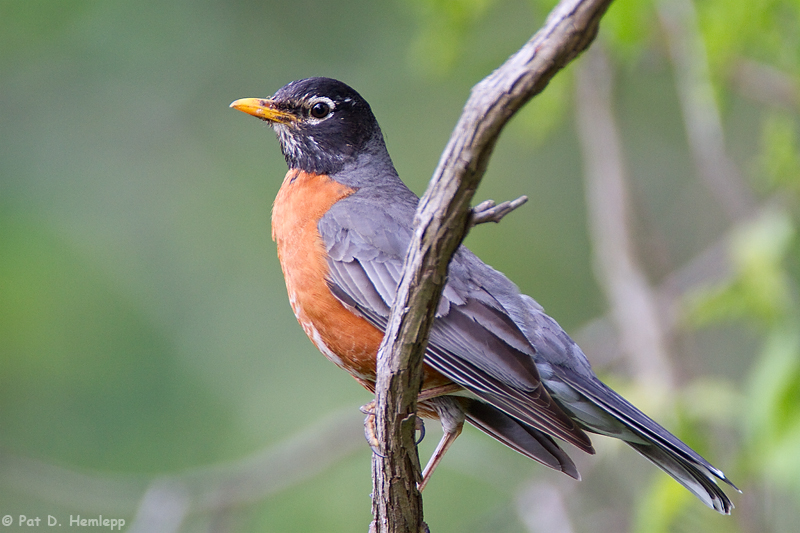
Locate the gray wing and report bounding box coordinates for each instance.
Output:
[319,192,593,453]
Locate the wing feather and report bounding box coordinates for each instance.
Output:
[320,198,593,452]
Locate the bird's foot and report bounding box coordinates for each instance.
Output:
[360,401,385,457]
[360,402,426,453]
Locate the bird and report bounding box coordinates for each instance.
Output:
[230,77,738,513]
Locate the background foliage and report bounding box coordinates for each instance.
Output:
[1,0,799,531]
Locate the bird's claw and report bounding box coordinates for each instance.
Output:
[415,416,426,445]
[360,401,425,453]
[361,401,386,457]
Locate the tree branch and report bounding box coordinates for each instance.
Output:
[469,195,528,227]
[370,1,615,531]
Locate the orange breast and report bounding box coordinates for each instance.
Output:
[272,169,383,382]
[270,169,453,391]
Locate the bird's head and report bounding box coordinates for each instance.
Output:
[231,77,386,176]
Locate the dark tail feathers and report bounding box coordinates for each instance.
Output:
[462,398,581,480]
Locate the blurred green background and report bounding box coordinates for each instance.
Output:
[1,0,799,531]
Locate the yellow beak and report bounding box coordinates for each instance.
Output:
[229,98,296,123]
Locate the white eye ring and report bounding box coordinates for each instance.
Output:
[307,97,335,121]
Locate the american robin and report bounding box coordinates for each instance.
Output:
[230,77,738,513]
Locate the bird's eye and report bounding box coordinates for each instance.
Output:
[309,101,331,119]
